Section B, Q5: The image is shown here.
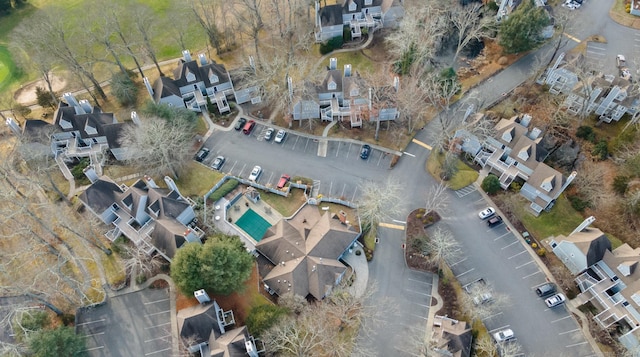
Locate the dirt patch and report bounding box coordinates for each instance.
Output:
[14,74,68,105]
[404,208,441,272]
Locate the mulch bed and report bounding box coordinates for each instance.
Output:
[404,208,440,272]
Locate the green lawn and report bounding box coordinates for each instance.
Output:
[0,45,21,93]
[511,194,585,240]
[175,162,225,198]
[259,188,307,217]
[426,151,479,190]
[332,51,375,74]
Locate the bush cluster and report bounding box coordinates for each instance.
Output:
[209,179,239,202]
[319,36,343,55]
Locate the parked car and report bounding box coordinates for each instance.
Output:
[211,156,225,171]
[275,129,287,143]
[478,207,496,220]
[360,144,371,160]
[243,120,256,135]
[234,117,247,131]
[493,329,515,343]
[545,293,567,308]
[487,215,503,227]
[473,293,493,306]
[277,174,291,189]
[535,282,557,297]
[194,148,210,162]
[264,128,275,141]
[249,165,262,181]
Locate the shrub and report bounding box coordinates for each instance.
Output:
[481,175,501,195]
[209,179,239,202]
[568,195,590,211]
[536,248,546,256]
[613,175,630,195]
[35,86,57,109]
[136,274,147,285]
[246,304,289,337]
[111,72,139,107]
[576,126,596,143]
[592,139,609,160]
[343,26,352,42]
[509,181,522,192]
[319,36,343,54]
[70,158,90,181]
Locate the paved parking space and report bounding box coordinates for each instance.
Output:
[585,42,607,72]
[454,184,477,198]
[77,288,172,357]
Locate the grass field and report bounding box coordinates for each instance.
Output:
[426,151,479,190]
[0,45,21,93]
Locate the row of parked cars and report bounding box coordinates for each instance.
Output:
[234,118,287,143]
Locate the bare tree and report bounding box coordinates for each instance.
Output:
[233,0,265,63]
[448,3,496,64]
[460,282,509,322]
[278,292,307,315]
[82,0,128,76]
[572,160,607,208]
[424,181,450,215]
[189,0,225,55]
[119,115,194,179]
[120,244,164,279]
[424,226,460,274]
[395,66,430,134]
[357,177,403,229]
[107,1,146,78]
[132,3,164,77]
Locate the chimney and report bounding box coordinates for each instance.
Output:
[344,64,352,77]
[5,117,21,136]
[198,53,207,66]
[287,76,293,103]
[393,76,400,92]
[83,165,100,183]
[79,99,93,114]
[164,176,184,197]
[182,50,192,62]
[315,1,320,27]
[249,56,256,73]
[329,58,337,70]
[143,77,154,97]
[63,92,79,107]
[312,265,317,272]
[571,216,596,236]
[143,175,159,188]
[194,289,211,304]
[130,111,141,125]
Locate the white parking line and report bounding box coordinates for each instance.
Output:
[291,136,300,150]
[408,278,431,285]
[341,183,346,198]
[304,138,310,152]
[493,232,511,241]
[450,257,467,266]
[516,260,535,269]
[501,240,520,249]
[83,332,105,338]
[77,319,105,326]
[392,219,407,224]
[411,314,428,320]
[145,310,170,317]
[144,335,171,343]
[376,152,384,166]
[456,268,475,278]
[485,311,503,319]
[566,341,588,348]
[145,322,171,330]
[346,143,352,158]
[335,142,341,157]
[489,324,510,333]
[403,151,415,157]
[410,302,431,308]
[81,346,105,352]
[145,348,173,356]
[551,316,572,324]
[144,298,169,305]
[351,187,358,202]
[267,172,274,184]
[559,328,580,335]
[522,270,542,279]
[394,345,422,357]
[508,250,528,259]
[328,181,333,195]
[406,289,431,296]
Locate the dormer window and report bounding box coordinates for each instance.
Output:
[349,0,357,11]
[85,122,98,135]
[350,87,359,97]
[540,176,554,192]
[517,145,530,161]
[122,194,133,209]
[328,80,337,91]
[185,68,196,82]
[59,118,73,130]
[364,0,372,4]
[208,69,219,84]
[501,128,514,142]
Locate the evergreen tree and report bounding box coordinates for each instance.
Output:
[498,0,550,54]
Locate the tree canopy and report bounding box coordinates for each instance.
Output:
[28,326,87,357]
[498,0,550,54]
[171,234,254,296]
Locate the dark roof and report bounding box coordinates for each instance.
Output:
[205,326,250,357]
[586,232,612,267]
[318,69,344,94]
[177,303,222,345]
[151,219,189,259]
[319,4,343,27]
[153,76,182,101]
[22,119,55,144]
[79,177,123,213]
[172,59,230,89]
[342,0,383,13]
[53,101,129,149]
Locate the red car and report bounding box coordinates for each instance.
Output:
[243,120,256,135]
[277,174,291,189]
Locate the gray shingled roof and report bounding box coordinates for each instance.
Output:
[177,303,222,345]
[319,4,343,27]
[151,219,189,259]
[79,177,123,213]
[206,326,250,357]
[153,76,182,101]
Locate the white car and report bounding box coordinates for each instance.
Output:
[545,293,567,308]
[478,207,496,219]
[275,129,287,143]
[248,166,262,181]
[493,328,515,343]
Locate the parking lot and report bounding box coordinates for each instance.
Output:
[76,288,173,357]
[439,188,596,357]
[201,121,393,201]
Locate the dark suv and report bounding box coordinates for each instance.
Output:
[234,118,247,131]
[194,148,210,162]
[487,215,503,227]
[360,144,371,160]
[535,283,557,297]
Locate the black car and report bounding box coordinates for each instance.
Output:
[360,144,371,160]
[194,148,210,162]
[487,215,503,227]
[211,156,225,171]
[234,118,247,131]
[535,283,557,297]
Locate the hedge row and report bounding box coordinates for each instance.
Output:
[210,179,239,202]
